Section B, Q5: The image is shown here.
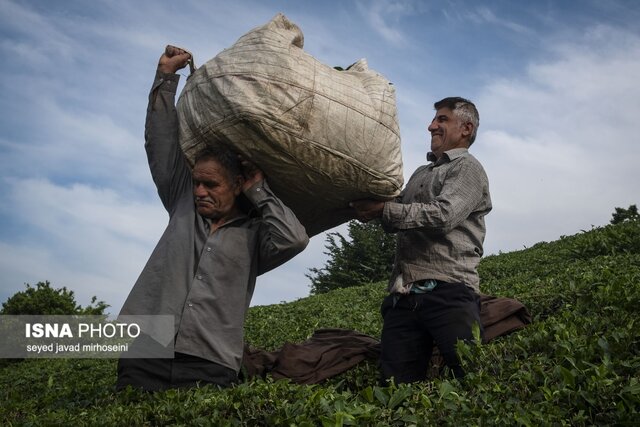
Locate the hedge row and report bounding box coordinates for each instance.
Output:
[1,220,639,425]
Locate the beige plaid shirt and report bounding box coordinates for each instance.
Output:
[382,148,492,294]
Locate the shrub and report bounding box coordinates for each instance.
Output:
[1,281,109,315]
[2,220,639,425]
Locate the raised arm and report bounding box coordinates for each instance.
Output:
[144,45,193,213]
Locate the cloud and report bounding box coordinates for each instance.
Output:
[476,25,640,253]
[0,241,126,315]
[467,6,532,35]
[0,0,347,312]
[0,0,78,68]
[0,178,167,314]
[356,0,420,45]
[0,91,151,196]
[2,0,639,314]
[7,178,165,242]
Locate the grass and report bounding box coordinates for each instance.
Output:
[1,219,639,425]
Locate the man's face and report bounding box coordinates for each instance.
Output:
[192,158,242,220]
[427,107,471,159]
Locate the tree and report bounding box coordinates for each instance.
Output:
[307,220,396,294]
[610,204,639,224]
[1,281,109,315]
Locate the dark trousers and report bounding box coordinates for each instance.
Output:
[380,282,482,384]
[116,353,238,392]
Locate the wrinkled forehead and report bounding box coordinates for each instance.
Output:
[192,158,232,181]
[435,106,452,115]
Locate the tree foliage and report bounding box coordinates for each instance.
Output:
[307,220,396,294]
[610,204,639,224]
[1,281,109,315]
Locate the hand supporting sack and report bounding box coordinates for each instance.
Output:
[177,13,403,236]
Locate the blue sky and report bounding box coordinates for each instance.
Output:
[1,0,639,314]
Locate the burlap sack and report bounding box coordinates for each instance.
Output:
[176,13,403,236]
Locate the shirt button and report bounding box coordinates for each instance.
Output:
[188,303,193,307]
[256,188,261,192]
[206,247,212,252]
[197,275,202,280]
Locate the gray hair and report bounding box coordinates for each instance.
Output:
[434,97,480,145]
[193,145,242,182]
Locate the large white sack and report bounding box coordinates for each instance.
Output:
[176,13,403,236]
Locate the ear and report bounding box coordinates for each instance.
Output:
[461,121,474,140]
[233,174,245,196]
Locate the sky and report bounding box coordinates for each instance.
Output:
[0,0,639,315]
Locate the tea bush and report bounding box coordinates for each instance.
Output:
[1,220,639,425]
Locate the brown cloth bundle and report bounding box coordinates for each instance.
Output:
[243,295,532,384]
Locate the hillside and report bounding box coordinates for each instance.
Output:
[2,220,639,425]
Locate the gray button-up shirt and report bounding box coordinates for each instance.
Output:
[120,71,309,372]
[382,148,491,294]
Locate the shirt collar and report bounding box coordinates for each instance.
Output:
[427,148,469,165]
[204,213,249,232]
